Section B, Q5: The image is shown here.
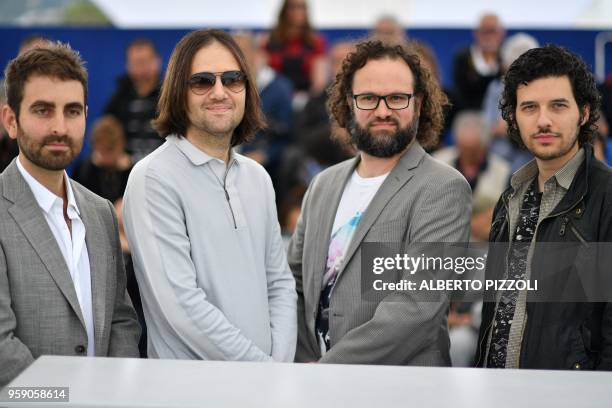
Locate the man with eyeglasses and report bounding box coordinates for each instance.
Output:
[122,29,297,361]
[287,40,471,365]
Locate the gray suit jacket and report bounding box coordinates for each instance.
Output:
[287,143,471,365]
[0,160,140,387]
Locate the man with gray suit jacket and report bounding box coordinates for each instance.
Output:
[288,40,471,365]
[0,43,140,387]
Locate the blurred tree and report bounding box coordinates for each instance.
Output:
[63,0,111,26]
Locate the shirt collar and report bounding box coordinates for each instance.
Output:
[554,147,584,190]
[510,147,585,192]
[470,45,499,76]
[170,134,239,167]
[16,156,80,216]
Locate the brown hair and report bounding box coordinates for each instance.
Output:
[4,42,88,119]
[153,29,265,146]
[327,39,448,149]
[269,0,316,45]
[91,115,126,150]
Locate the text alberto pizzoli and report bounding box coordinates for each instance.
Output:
[370,254,538,292]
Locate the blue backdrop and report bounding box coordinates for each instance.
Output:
[1,26,611,162]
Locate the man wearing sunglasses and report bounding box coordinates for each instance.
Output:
[122,29,297,362]
[287,40,471,365]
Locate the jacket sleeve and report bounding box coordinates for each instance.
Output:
[287,181,321,362]
[122,167,272,361]
[263,176,297,362]
[596,181,612,370]
[0,243,35,387]
[598,303,612,370]
[319,175,472,364]
[106,200,141,357]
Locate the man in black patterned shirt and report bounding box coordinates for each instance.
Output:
[476,45,612,370]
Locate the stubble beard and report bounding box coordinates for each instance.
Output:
[528,124,580,161]
[188,107,240,147]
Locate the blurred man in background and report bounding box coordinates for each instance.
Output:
[452,13,505,111]
[105,38,162,162]
[371,15,408,46]
[435,111,510,241]
[233,32,293,188]
[482,32,539,172]
[434,111,510,366]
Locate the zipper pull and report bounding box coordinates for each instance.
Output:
[559,216,568,236]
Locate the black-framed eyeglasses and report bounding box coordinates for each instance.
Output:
[352,93,413,110]
[188,70,247,95]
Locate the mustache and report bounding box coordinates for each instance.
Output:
[42,134,72,145]
[530,128,561,137]
[368,118,399,127]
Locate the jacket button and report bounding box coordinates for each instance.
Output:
[75,345,86,354]
[573,362,581,369]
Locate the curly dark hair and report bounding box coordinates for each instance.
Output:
[327,39,449,149]
[500,44,600,149]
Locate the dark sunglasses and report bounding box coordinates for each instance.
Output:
[188,70,247,94]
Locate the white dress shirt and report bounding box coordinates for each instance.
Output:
[17,157,95,356]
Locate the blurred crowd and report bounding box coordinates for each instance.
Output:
[1,0,611,365]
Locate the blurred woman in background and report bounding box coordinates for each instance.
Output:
[266,0,326,99]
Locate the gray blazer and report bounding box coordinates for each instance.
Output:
[287,143,471,365]
[0,160,140,387]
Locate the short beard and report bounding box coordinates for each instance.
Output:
[348,116,419,158]
[17,129,80,171]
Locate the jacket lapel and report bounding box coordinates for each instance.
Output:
[311,157,357,308]
[72,183,107,354]
[334,143,426,282]
[2,161,86,329]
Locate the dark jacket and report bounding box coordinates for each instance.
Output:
[476,144,612,370]
[452,47,500,111]
[104,75,162,162]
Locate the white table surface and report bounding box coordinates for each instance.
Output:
[1,356,611,407]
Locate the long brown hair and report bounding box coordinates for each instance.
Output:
[269,0,316,45]
[153,29,265,146]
